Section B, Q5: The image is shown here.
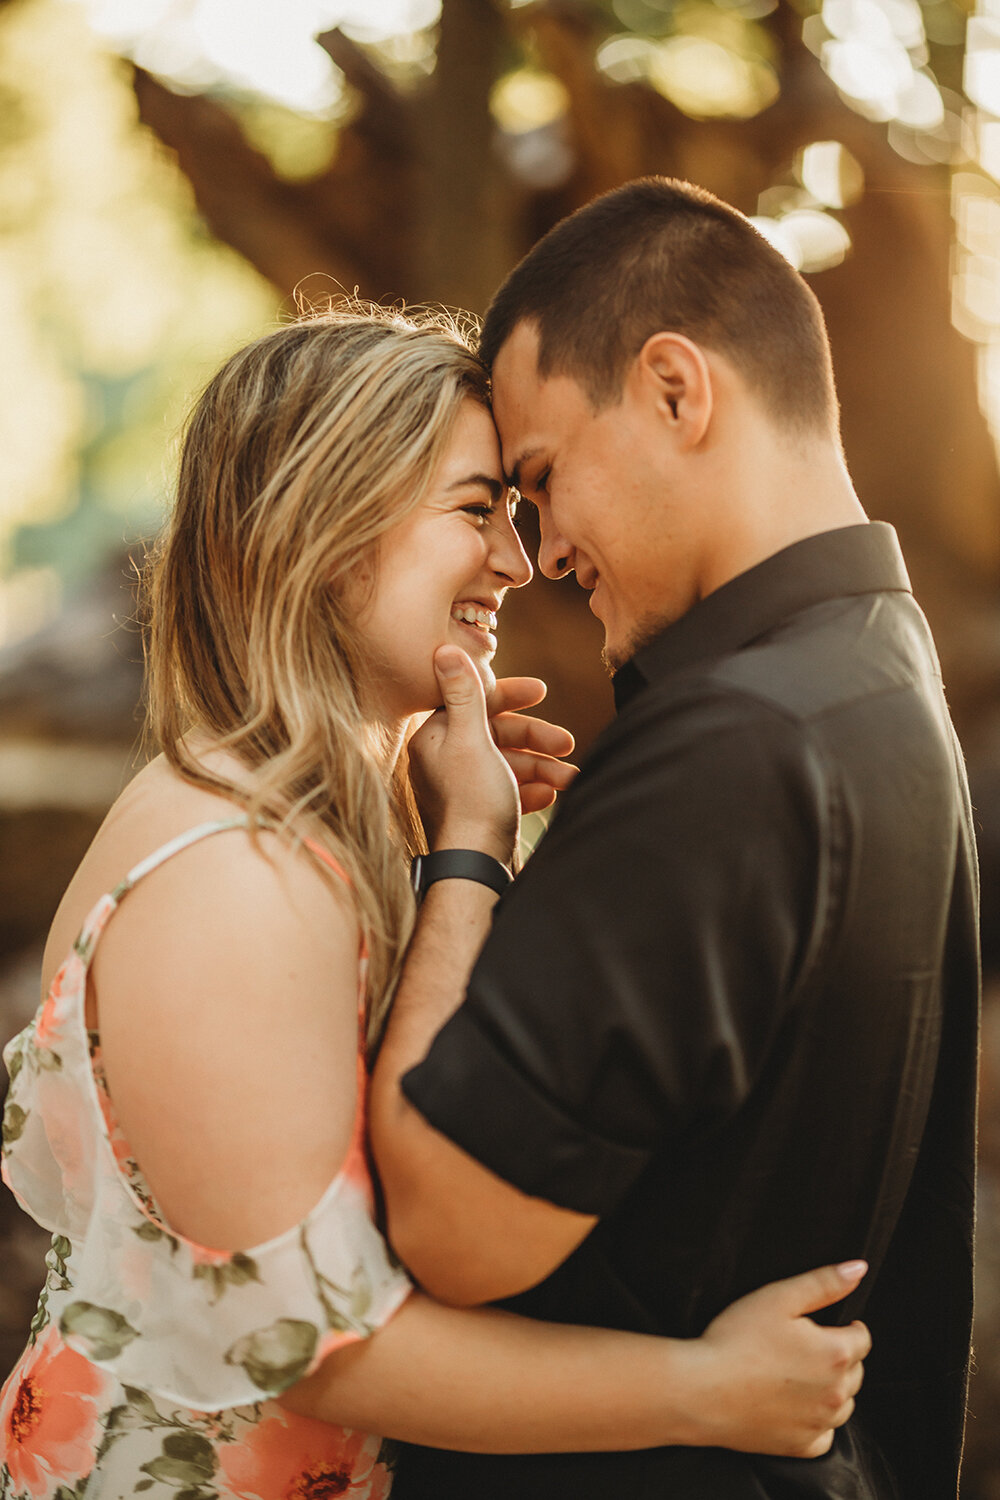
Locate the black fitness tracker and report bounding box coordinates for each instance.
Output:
[410,849,512,901]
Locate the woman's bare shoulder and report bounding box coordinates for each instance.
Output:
[41,752,356,996]
[49,752,367,1250]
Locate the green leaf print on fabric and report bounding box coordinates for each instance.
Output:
[29,1298,50,1344]
[27,1235,74,1346]
[2,1029,62,1109]
[46,1235,73,1288]
[138,1430,219,1489]
[224,1318,319,1393]
[298,1226,376,1336]
[73,930,97,966]
[59,1302,140,1360]
[132,1220,180,1253]
[192,1252,262,1303]
[350,1264,373,1322]
[2,1100,28,1146]
[120,1386,162,1423]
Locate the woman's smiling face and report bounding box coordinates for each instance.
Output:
[357,399,532,721]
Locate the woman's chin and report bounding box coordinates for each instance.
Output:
[475,658,497,699]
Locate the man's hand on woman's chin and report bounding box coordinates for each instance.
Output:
[409,647,578,862]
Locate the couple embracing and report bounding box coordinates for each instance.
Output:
[1,178,978,1500]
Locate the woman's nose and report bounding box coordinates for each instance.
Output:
[491,513,533,588]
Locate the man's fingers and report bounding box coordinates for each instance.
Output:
[503,749,579,790]
[846,1318,872,1359]
[487,676,549,715]
[764,1261,868,1318]
[492,712,576,758]
[521,785,558,814]
[845,1353,866,1399]
[796,1429,836,1460]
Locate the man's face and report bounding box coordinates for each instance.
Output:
[491,322,703,670]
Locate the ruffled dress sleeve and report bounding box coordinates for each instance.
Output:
[2,860,412,1414]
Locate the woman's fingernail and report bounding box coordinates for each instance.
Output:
[837,1260,868,1282]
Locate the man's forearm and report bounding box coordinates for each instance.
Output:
[369,875,499,1297]
[374,875,498,1090]
[369,873,596,1305]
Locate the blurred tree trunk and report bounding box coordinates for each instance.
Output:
[130,0,1000,753]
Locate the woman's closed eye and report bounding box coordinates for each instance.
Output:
[462,502,497,525]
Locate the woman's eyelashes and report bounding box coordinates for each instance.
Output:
[462,501,496,525]
[461,493,521,528]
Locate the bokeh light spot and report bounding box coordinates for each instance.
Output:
[650,35,780,118]
[490,69,570,134]
[965,17,1000,115]
[796,140,865,207]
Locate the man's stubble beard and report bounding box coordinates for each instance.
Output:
[601,609,673,675]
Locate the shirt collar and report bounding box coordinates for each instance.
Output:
[613,522,912,712]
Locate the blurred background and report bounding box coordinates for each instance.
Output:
[0,0,998,1487]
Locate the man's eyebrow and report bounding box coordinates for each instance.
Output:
[447,473,505,502]
[507,449,543,493]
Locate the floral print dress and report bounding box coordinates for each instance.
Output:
[0,818,412,1500]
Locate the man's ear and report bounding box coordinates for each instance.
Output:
[632,332,713,450]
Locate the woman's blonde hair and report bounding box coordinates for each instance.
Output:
[144,302,490,1049]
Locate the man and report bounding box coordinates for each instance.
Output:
[373,179,980,1498]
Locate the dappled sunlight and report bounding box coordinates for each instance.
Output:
[73,0,442,111]
[649,32,780,117]
[490,68,570,134]
[0,0,275,644]
[595,3,781,118]
[490,67,574,188]
[797,140,865,207]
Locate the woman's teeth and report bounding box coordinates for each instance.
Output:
[451,604,498,630]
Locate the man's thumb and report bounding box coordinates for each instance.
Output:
[772,1260,868,1318]
[434,646,484,713]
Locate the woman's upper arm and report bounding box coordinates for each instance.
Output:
[90,830,363,1252]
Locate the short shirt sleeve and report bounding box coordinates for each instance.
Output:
[402,683,831,1217]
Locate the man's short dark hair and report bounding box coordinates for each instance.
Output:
[479,177,839,436]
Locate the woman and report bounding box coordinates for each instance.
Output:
[0,305,868,1500]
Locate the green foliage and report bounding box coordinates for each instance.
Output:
[0,0,276,616]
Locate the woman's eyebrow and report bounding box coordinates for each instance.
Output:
[447,474,505,501]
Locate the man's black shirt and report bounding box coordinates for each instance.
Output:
[396,523,979,1499]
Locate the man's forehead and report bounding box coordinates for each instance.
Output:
[491,322,550,480]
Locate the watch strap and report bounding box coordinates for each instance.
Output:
[411,849,512,900]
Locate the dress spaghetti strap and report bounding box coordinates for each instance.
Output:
[107,816,353,904]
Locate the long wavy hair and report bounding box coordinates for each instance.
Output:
[143,303,490,1050]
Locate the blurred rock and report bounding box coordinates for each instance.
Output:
[0,554,143,746]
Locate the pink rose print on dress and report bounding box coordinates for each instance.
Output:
[33,983,62,1050]
[0,1325,110,1498]
[218,1408,390,1500]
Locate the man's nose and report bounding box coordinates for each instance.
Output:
[537,517,574,581]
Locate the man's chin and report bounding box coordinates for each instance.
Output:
[601,644,626,676]
[602,615,671,675]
